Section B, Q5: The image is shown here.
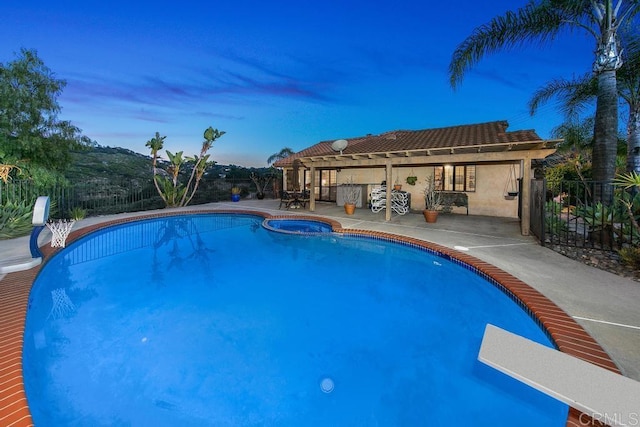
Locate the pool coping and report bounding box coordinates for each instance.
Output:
[0,209,619,427]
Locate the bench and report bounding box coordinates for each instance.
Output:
[438,191,468,215]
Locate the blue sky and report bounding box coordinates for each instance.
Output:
[2,1,596,167]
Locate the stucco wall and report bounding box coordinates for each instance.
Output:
[471,164,519,218]
[335,163,520,218]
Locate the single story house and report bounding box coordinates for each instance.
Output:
[274,120,560,235]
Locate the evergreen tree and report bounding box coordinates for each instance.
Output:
[0,48,92,181]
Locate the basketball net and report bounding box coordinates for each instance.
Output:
[46,220,76,248]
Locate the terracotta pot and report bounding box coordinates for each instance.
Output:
[423,209,438,223]
[393,184,402,191]
[344,203,356,215]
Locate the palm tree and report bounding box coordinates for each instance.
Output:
[547,118,596,191]
[619,33,640,172]
[529,31,640,174]
[449,0,640,202]
[267,147,295,165]
[549,117,596,153]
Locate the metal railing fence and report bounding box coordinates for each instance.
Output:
[530,179,639,251]
[0,177,278,219]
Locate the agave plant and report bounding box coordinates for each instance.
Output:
[0,200,33,239]
[613,171,640,189]
[613,172,640,242]
[573,202,618,231]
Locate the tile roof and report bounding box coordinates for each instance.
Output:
[274,120,550,167]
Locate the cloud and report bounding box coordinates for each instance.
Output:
[131,110,170,123]
[60,47,348,113]
[467,67,528,91]
[192,111,245,120]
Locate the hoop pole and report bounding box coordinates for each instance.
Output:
[30,225,45,258]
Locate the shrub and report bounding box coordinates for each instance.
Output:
[618,247,640,269]
[69,206,87,220]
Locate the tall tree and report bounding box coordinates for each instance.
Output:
[619,33,640,172]
[449,0,640,201]
[529,31,640,173]
[0,48,92,179]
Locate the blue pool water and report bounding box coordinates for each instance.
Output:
[23,214,568,426]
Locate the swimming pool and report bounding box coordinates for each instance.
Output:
[23,213,568,425]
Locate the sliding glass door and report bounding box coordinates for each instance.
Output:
[314,169,337,202]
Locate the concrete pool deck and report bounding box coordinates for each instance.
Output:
[1,199,639,425]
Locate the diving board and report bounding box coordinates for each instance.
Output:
[478,324,640,427]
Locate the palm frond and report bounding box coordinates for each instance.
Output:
[613,171,640,188]
[529,74,596,117]
[267,147,295,165]
[449,2,578,89]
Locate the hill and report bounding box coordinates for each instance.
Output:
[66,146,153,182]
[65,146,274,183]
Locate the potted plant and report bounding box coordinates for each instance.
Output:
[393,176,402,191]
[342,176,360,215]
[423,175,442,223]
[231,186,241,202]
[250,171,273,200]
[406,175,418,186]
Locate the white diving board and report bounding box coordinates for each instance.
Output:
[479,324,640,427]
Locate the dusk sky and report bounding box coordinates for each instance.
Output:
[2,1,596,167]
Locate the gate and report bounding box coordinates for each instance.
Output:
[529,179,546,244]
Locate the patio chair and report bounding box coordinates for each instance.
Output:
[299,190,310,208]
[278,191,296,209]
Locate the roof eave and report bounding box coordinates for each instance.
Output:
[296,139,562,164]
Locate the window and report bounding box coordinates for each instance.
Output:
[434,165,476,192]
